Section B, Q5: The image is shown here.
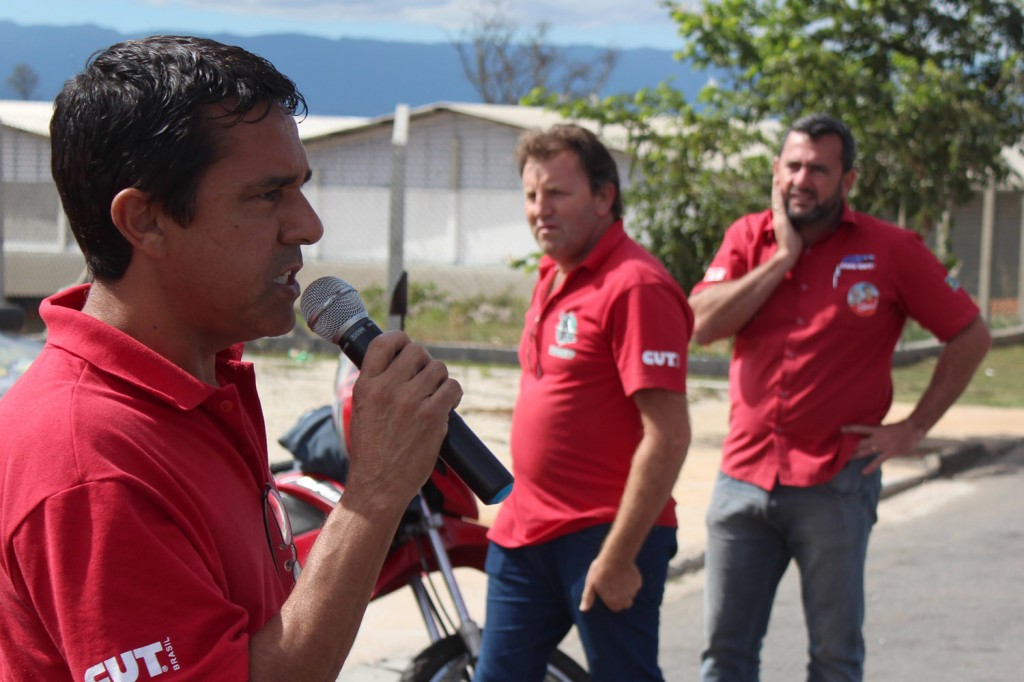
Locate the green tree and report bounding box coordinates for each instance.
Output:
[671,0,1024,231]
[532,0,1024,289]
[538,86,772,289]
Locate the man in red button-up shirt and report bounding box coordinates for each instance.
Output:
[690,114,990,681]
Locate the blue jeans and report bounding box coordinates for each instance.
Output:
[474,524,677,682]
[701,460,882,682]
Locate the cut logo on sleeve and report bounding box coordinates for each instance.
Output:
[703,267,727,282]
[84,637,181,681]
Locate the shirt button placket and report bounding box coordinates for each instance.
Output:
[776,328,799,481]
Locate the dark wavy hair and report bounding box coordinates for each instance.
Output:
[514,123,623,221]
[782,114,856,172]
[50,35,307,280]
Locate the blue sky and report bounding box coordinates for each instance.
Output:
[1,0,690,50]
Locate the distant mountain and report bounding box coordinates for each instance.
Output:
[0,20,709,117]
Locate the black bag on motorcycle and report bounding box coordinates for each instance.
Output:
[277,405,349,483]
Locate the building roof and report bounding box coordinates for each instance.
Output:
[0,100,53,137]
[0,100,368,141]
[1002,145,1024,189]
[431,102,573,131]
[4,98,1022,187]
[0,98,633,155]
[295,114,370,138]
[298,101,637,153]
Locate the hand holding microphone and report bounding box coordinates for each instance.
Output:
[300,276,514,505]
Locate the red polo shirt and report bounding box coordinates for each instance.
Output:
[692,206,979,490]
[0,285,291,680]
[490,221,693,547]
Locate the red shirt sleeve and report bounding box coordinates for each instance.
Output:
[691,212,768,297]
[609,281,693,397]
[891,229,980,341]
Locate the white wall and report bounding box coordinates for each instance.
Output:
[311,186,533,266]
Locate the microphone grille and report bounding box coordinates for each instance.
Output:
[299,276,368,342]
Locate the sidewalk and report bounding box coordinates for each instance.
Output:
[438,366,1024,579]
[252,358,1024,680]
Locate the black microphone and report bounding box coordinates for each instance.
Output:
[299,276,514,505]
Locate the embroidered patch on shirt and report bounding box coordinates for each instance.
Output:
[847,281,880,317]
[833,254,876,288]
[704,266,727,282]
[548,345,576,360]
[555,311,578,345]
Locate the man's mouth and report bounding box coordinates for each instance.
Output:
[787,191,817,207]
[273,268,298,285]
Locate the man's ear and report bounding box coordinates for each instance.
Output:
[595,182,616,217]
[110,188,167,258]
[841,169,858,199]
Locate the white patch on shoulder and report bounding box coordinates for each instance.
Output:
[704,267,727,282]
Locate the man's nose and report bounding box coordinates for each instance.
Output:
[534,191,555,215]
[284,193,324,245]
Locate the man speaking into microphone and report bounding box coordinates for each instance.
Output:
[0,36,460,681]
[474,124,694,682]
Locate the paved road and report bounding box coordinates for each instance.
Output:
[343,444,1024,681]
[624,442,1024,681]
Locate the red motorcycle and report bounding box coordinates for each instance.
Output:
[274,354,589,681]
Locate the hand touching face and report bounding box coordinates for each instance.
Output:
[773,131,856,230]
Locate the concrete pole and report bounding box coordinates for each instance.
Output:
[1018,194,1024,325]
[0,120,6,303]
[936,199,952,264]
[450,135,463,265]
[387,104,409,331]
[978,177,995,324]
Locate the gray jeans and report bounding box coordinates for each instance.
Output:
[700,460,882,682]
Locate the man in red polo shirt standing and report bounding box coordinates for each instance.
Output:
[690,114,991,681]
[474,124,693,681]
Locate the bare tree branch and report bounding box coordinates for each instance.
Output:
[452,0,617,104]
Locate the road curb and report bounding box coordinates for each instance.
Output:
[665,436,1024,580]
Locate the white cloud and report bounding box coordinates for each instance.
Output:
[168,0,674,32]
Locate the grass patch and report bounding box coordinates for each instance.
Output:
[685,340,1024,408]
[893,343,1024,408]
[359,282,527,346]
[288,281,1022,409]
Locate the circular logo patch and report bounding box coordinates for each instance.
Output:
[847,282,879,317]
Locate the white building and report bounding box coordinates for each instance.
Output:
[0,100,632,302]
[1,99,1021,320]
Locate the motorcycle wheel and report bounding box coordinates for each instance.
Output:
[399,633,589,682]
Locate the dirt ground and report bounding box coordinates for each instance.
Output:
[248,352,340,465]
